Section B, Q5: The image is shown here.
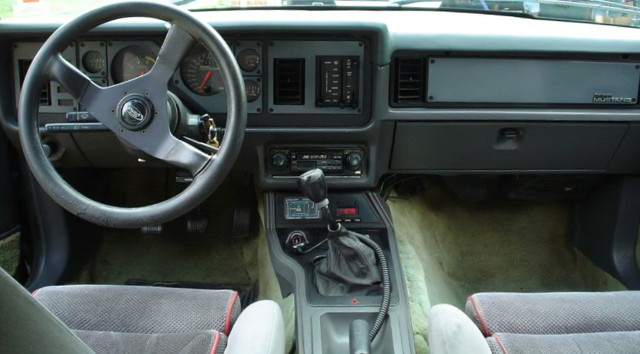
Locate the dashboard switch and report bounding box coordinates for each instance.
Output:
[271,152,288,170]
[317,56,359,108]
[345,153,362,171]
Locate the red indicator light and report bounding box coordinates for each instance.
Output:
[337,207,358,216]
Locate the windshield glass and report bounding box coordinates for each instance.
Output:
[0,0,639,28]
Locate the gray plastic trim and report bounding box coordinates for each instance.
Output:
[263,191,415,354]
[268,40,364,114]
[13,42,77,113]
[427,58,640,105]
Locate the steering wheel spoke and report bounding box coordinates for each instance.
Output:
[156,135,213,175]
[149,25,195,83]
[46,53,126,129]
[46,54,101,106]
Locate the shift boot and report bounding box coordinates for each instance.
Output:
[314,224,382,296]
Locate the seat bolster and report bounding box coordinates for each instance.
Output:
[73,329,228,354]
[428,304,491,354]
[33,285,241,335]
[487,331,640,354]
[466,292,640,336]
[225,300,285,354]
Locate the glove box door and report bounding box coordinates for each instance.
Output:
[390,122,628,171]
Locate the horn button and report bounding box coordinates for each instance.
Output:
[118,94,153,131]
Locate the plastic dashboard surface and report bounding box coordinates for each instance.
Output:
[3,10,640,186]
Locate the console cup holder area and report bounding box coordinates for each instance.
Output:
[319,312,394,353]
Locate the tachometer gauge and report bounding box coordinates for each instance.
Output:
[237,48,260,72]
[82,50,105,74]
[180,44,224,96]
[111,46,156,83]
[244,79,261,102]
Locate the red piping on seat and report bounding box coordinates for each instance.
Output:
[468,295,491,337]
[31,289,39,297]
[210,331,221,354]
[494,334,508,354]
[224,291,239,335]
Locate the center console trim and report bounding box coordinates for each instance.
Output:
[263,191,416,353]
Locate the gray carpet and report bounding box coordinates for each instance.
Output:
[0,231,20,277]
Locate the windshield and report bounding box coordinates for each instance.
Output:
[1,0,639,28]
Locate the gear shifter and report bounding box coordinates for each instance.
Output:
[298,169,391,347]
[297,168,339,231]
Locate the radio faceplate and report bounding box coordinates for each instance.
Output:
[268,147,365,177]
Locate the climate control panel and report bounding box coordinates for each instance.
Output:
[268,147,365,177]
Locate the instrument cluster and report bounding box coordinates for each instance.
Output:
[76,39,263,113]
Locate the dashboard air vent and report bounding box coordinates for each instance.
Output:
[18,59,51,106]
[274,58,305,105]
[394,57,424,105]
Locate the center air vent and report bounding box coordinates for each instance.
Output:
[274,58,305,105]
[393,57,425,106]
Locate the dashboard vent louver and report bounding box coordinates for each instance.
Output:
[274,58,305,105]
[394,57,425,105]
[40,85,51,106]
[19,59,51,106]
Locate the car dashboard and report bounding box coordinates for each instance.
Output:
[2,10,640,190]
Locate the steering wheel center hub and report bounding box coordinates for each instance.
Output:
[118,94,153,130]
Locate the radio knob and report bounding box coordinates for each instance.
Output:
[271,152,288,170]
[345,153,362,171]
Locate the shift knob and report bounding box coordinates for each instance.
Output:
[297,168,327,203]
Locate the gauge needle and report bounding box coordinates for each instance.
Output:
[199,70,212,91]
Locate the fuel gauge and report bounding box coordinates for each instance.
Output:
[244,79,261,102]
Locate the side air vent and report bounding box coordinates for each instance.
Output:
[393,57,425,105]
[274,58,305,105]
[18,59,51,106]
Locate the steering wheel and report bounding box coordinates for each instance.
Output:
[18,1,247,228]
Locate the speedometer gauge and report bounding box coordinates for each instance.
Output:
[111,46,156,83]
[180,44,224,96]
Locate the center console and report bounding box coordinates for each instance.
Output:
[263,176,415,353]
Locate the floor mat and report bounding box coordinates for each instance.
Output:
[387,179,627,347]
[74,226,254,287]
[69,170,257,290]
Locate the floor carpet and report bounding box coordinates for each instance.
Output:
[387,179,627,353]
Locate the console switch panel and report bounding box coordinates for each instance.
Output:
[317,56,359,108]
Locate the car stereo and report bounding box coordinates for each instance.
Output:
[267,147,364,177]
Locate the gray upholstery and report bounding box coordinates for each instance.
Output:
[33,285,241,335]
[487,331,640,354]
[73,329,227,354]
[0,268,92,353]
[421,291,640,354]
[428,304,491,354]
[33,285,243,353]
[0,263,284,354]
[465,291,640,336]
